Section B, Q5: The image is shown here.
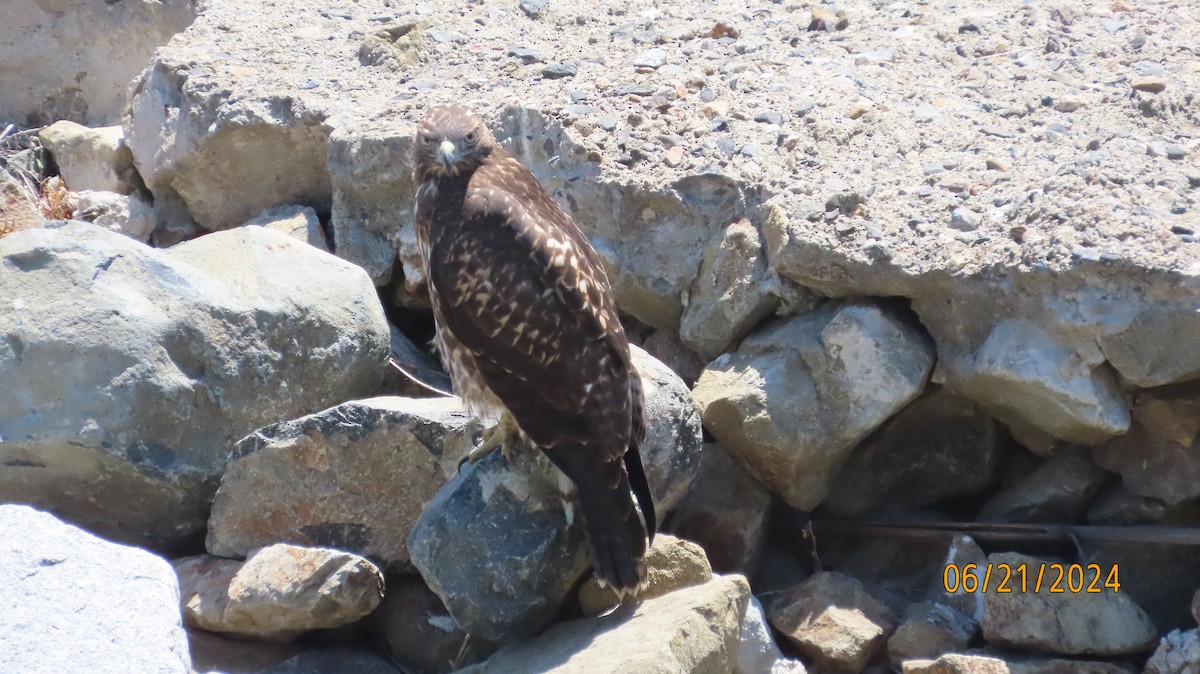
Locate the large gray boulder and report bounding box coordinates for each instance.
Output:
[0,222,390,549]
[407,346,702,643]
[0,505,191,673]
[0,1,198,126]
[693,301,935,510]
[208,396,478,570]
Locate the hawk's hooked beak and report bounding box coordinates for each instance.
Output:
[437,139,459,167]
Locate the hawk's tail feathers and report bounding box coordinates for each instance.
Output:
[624,441,656,543]
[576,471,649,594]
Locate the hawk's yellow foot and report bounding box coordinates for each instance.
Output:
[464,410,520,464]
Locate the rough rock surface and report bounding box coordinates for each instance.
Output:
[1094,383,1200,505]
[902,654,1134,674]
[980,552,1157,655]
[244,205,330,253]
[74,190,156,242]
[457,574,750,674]
[825,387,999,518]
[679,217,787,360]
[670,442,770,573]
[737,596,807,674]
[1144,628,1200,674]
[926,535,987,622]
[175,545,383,641]
[0,505,191,673]
[0,222,389,549]
[887,601,978,664]
[578,533,713,616]
[37,122,140,194]
[370,574,487,674]
[1,1,198,126]
[406,346,699,642]
[0,170,44,236]
[978,448,1107,523]
[208,397,476,570]
[694,300,934,510]
[767,571,896,674]
[260,649,401,674]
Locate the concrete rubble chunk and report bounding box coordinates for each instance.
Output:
[1144,628,1200,674]
[0,504,191,674]
[767,571,896,674]
[457,574,750,674]
[208,397,478,570]
[902,653,1135,674]
[1094,383,1200,505]
[0,222,389,549]
[887,601,978,664]
[73,190,156,242]
[693,300,934,510]
[245,205,330,253]
[680,218,783,361]
[0,0,198,126]
[37,122,140,194]
[174,544,383,642]
[980,551,1157,655]
[978,448,1107,523]
[407,346,700,643]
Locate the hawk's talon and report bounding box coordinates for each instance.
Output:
[463,411,520,465]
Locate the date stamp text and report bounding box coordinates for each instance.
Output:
[943,563,1120,594]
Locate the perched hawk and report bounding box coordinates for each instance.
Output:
[412,105,656,594]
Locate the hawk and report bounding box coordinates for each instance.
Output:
[412,105,656,594]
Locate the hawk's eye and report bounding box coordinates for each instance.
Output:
[464,131,478,145]
[420,133,433,146]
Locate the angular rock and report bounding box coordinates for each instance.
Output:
[1085,541,1200,631]
[578,534,713,616]
[670,442,770,574]
[74,190,156,242]
[175,545,383,641]
[956,319,1130,445]
[0,223,389,549]
[903,654,1134,674]
[186,628,302,674]
[1086,483,1167,525]
[370,575,489,674]
[694,301,935,510]
[245,205,329,253]
[1144,628,1200,674]
[680,218,783,360]
[737,596,808,674]
[0,1,197,125]
[1100,307,1200,387]
[887,602,978,664]
[0,170,45,237]
[926,535,988,621]
[0,505,191,673]
[37,122,140,194]
[825,387,1000,518]
[1094,383,1200,505]
[261,648,401,674]
[209,397,476,570]
[458,574,750,674]
[767,571,896,674]
[978,448,1106,523]
[381,322,454,398]
[980,551,1156,655]
[406,346,700,642]
[633,326,706,386]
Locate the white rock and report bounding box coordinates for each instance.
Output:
[74,190,156,242]
[38,122,138,194]
[737,596,807,674]
[0,504,191,673]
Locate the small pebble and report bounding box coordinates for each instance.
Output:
[1171,225,1195,235]
[519,0,548,19]
[981,125,1014,138]
[542,63,577,79]
[1167,145,1187,160]
[1132,77,1167,93]
[922,163,945,176]
[633,48,667,69]
[714,136,735,157]
[1054,99,1083,113]
[740,143,759,158]
[949,207,981,231]
[664,146,685,167]
[848,102,872,119]
[1100,18,1127,32]
[508,47,541,64]
[596,116,619,131]
[985,158,1009,171]
[1147,142,1168,158]
[699,87,717,103]
[1072,247,1101,261]
[754,111,783,125]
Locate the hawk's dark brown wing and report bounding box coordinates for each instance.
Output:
[425,149,652,590]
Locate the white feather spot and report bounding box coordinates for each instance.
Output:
[552,254,566,267]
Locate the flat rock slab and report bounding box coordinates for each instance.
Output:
[458,574,750,674]
[0,222,389,550]
[980,552,1157,655]
[0,504,191,674]
[208,396,479,570]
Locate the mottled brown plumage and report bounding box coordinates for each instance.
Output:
[412,105,655,593]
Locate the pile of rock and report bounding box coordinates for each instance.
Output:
[4,0,1200,673]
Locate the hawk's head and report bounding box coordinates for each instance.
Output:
[414,105,496,182]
